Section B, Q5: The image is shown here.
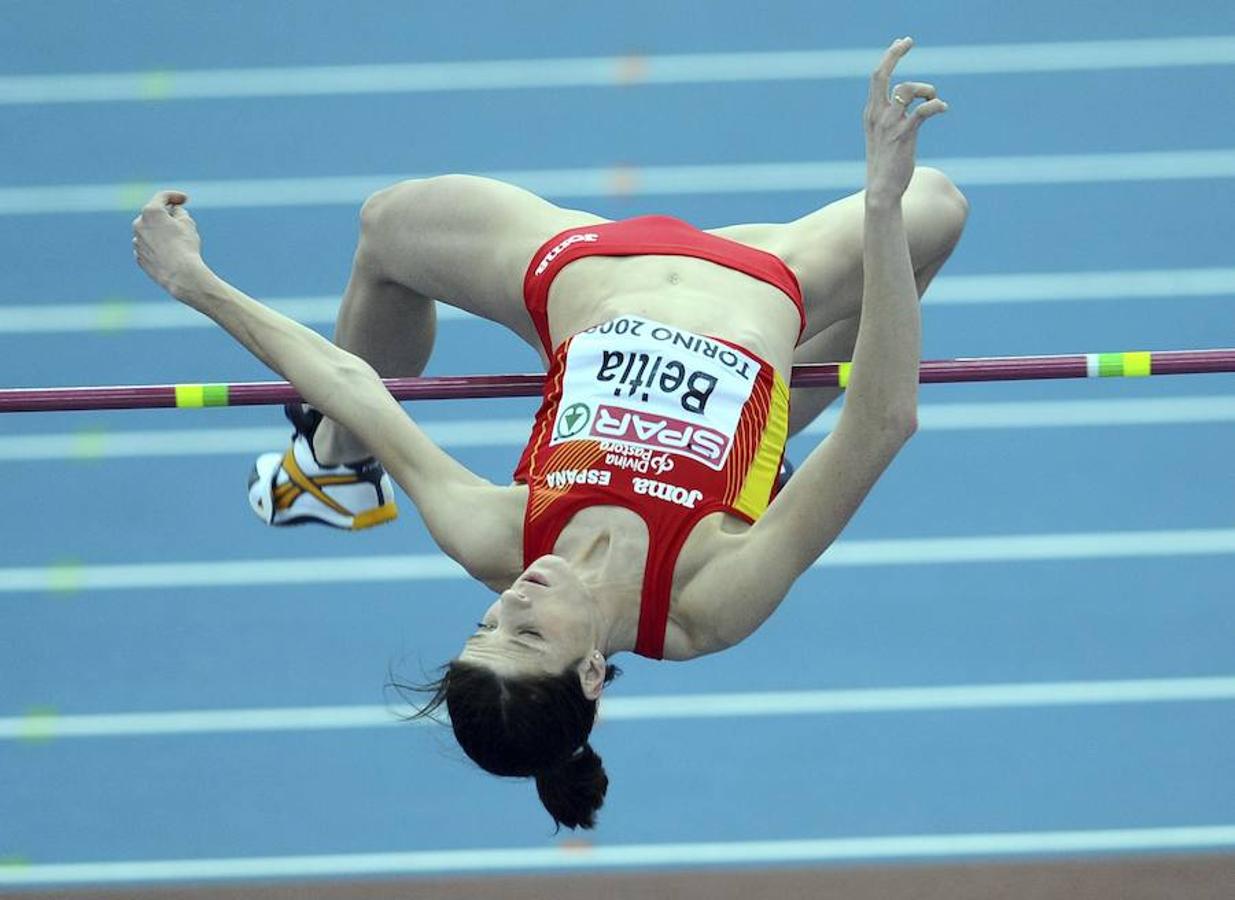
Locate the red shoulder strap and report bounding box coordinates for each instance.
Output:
[633,505,725,660]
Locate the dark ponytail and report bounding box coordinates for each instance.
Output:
[535,742,608,830]
[396,658,620,830]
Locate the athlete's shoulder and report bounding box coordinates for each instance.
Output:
[665,525,762,658]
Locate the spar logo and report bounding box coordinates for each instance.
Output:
[589,404,730,469]
[554,403,591,439]
[534,233,599,276]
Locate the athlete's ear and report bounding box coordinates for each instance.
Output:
[577,650,607,701]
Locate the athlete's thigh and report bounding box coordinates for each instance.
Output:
[708,167,967,341]
[360,174,608,347]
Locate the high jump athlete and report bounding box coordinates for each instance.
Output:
[132,38,967,830]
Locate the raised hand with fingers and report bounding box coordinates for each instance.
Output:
[863,37,949,205]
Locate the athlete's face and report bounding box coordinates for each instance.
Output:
[457,555,602,688]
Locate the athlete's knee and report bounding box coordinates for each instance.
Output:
[361,174,493,237]
[355,176,464,275]
[909,166,969,233]
[360,177,436,235]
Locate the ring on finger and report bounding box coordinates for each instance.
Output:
[891,92,909,105]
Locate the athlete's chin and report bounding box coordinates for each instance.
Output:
[527,554,570,584]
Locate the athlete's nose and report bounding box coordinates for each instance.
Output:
[501,588,532,608]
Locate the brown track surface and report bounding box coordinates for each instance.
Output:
[6,853,1234,900]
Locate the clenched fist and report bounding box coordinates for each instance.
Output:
[132,190,207,302]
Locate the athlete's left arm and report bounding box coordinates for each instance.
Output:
[680,410,915,654]
[684,42,936,652]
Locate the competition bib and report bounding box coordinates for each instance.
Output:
[549,316,761,471]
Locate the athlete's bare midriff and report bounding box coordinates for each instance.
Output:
[543,254,803,376]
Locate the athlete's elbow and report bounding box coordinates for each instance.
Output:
[330,348,379,382]
[891,407,918,441]
[316,355,385,414]
[882,417,917,454]
[876,391,918,441]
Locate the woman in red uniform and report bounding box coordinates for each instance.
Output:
[133,38,966,829]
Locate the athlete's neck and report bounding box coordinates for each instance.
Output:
[556,512,644,655]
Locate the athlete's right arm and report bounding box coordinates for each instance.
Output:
[132,193,525,586]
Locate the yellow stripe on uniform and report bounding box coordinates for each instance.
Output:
[733,372,790,521]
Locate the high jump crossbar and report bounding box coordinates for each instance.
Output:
[1,348,1232,413]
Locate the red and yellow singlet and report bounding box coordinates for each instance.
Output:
[514,216,803,660]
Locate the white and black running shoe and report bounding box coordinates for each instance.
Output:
[247,404,398,530]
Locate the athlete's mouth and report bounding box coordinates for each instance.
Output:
[522,570,550,587]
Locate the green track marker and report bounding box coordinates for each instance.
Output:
[19,707,58,743]
[139,70,174,101]
[71,427,108,461]
[96,297,133,332]
[47,558,83,595]
[119,182,154,211]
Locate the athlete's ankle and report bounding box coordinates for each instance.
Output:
[312,417,373,467]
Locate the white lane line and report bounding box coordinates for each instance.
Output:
[603,677,1235,720]
[926,266,1235,305]
[0,553,464,593]
[5,149,1235,215]
[3,676,1234,740]
[0,296,469,333]
[2,36,1233,104]
[4,267,1232,333]
[1,397,1231,463]
[823,529,1235,566]
[806,396,1235,434]
[0,418,536,462]
[0,704,400,739]
[2,528,1233,593]
[3,825,1235,885]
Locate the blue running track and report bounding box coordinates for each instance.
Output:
[1,0,1233,891]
